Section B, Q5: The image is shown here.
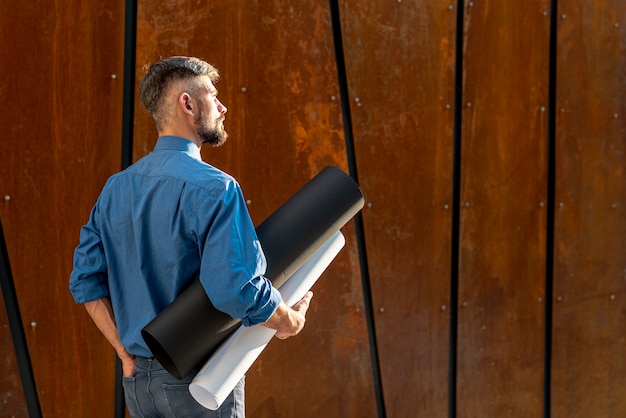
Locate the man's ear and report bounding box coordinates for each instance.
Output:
[179,93,194,116]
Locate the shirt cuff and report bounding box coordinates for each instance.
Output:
[240,278,282,327]
[69,272,110,304]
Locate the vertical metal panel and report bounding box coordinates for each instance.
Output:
[456,0,550,416]
[341,1,456,416]
[0,278,28,417]
[0,0,125,417]
[552,0,626,416]
[134,1,377,416]
[0,219,41,417]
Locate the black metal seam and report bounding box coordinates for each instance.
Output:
[328,1,386,417]
[544,0,558,417]
[449,1,465,417]
[0,218,43,417]
[115,0,138,417]
[120,0,137,172]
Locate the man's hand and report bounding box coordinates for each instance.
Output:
[263,291,314,339]
[118,348,136,377]
[84,298,137,377]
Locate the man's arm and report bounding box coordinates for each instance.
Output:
[83,297,136,377]
[262,291,313,339]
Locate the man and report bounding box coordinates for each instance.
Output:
[69,56,313,417]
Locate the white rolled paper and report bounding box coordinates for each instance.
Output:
[189,231,346,410]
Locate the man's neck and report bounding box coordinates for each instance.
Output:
[158,128,202,149]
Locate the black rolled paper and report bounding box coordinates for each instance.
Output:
[141,166,364,379]
[256,165,364,287]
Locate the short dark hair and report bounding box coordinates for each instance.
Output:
[138,56,219,129]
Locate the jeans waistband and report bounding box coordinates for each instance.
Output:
[134,355,203,379]
[133,356,165,370]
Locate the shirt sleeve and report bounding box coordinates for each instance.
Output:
[69,200,111,303]
[196,181,282,326]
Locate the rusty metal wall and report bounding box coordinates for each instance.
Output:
[455,0,551,416]
[0,0,126,416]
[340,1,456,416]
[0,0,624,417]
[551,0,626,416]
[0,284,27,416]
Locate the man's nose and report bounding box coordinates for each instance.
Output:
[217,99,227,114]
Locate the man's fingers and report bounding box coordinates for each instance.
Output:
[293,291,313,314]
[274,331,289,340]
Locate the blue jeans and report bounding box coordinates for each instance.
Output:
[122,357,245,417]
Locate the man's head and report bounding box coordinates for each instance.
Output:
[139,56,228,147]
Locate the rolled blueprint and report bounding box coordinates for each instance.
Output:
[142,166,364,379]
[189,231,345,410]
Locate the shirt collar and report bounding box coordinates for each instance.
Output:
[154,136,202,162]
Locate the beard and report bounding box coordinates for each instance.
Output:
[195,105,228,147]
[198,121,228,147]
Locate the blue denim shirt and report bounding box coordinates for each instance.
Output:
[69,136,281,357]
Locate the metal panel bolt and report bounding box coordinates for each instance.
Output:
[246,200,252,205]
[241,87,247,93]
[111,74,117,80]
[379,307,385,312]
[31,322,37,328]
[4,195,10,202]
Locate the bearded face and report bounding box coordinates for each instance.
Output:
[195,100,228,147]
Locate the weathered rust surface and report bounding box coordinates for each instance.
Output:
[551,0,626,416]
[1,0,624,416]
[455,0,551,416]
[135,1,376,416]
[0,288,28,417]
[0,0,125,416]
[341,1,456,416]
